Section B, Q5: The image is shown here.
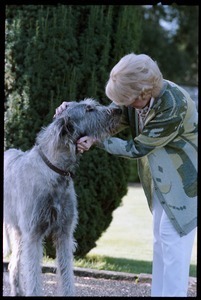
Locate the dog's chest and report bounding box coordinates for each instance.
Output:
[49,177,75,213]
[34,177,76,234]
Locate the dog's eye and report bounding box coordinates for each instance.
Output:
[86,105,94,112]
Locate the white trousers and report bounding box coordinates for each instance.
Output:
[151,193,196,297]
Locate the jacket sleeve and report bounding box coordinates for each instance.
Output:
[98,104,185,159]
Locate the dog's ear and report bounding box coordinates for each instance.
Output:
[56,116,74,137]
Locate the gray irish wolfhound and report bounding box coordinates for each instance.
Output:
[3,98,122,296]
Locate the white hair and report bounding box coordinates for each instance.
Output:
[105,53,164,105]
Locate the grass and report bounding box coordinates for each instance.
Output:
[74,183,197,278]
[75,255,153,274]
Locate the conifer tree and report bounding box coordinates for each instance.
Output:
[5,5,142,257]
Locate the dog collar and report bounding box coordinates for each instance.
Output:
[36,145,74,178]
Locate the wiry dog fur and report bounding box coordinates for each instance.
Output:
[3,98,122,296]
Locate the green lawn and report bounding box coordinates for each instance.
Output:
[77,183,197,277]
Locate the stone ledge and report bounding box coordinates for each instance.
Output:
[3,261,196,287]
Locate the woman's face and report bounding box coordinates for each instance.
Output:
[126,95,152,109]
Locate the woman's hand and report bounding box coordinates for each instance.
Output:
[54,101,73,117]
[77,136,97,153]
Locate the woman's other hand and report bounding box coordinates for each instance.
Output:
[77,136,97,153]
[54,101,73,117]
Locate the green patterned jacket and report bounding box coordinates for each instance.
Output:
[99,80,197,236]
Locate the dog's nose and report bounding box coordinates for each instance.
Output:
[107,108,122,115]
[112,108,122,115]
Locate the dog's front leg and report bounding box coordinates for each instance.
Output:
[21,234,43,296]
[55,233,75,296]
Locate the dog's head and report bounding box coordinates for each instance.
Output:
[55,98,122,143]
[36,98,122,156]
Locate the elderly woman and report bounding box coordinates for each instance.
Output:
[55,53,197,297]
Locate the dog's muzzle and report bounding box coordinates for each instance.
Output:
[107,108,122,115]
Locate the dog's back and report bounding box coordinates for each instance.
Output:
[4,149,26,227]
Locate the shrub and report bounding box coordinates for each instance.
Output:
[5,4,142,257]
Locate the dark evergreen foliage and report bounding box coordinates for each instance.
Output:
[5,5,142,257]
[140,5,198,86]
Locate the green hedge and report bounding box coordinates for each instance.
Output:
[5,4,142,257]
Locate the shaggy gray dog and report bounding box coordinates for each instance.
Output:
[3,98,122,296]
